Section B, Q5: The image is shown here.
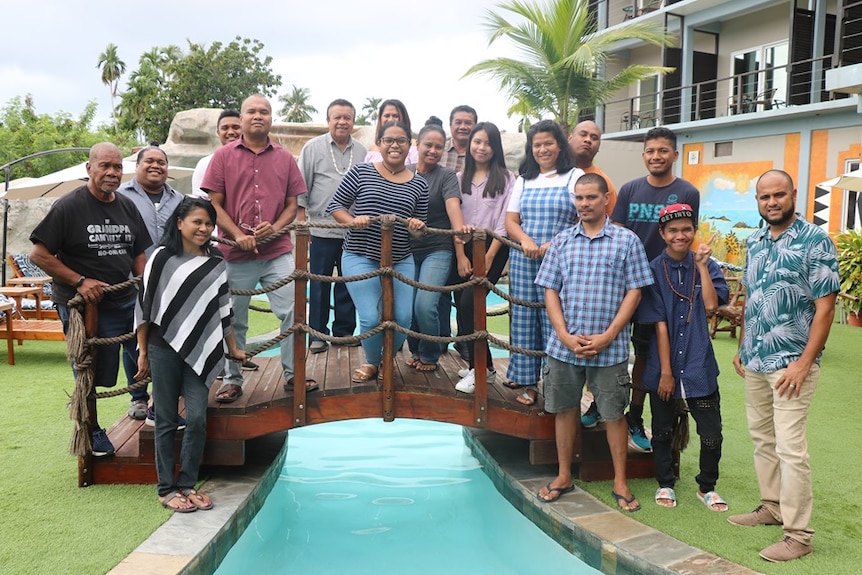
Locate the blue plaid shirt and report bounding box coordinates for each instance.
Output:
[535,218,653,366]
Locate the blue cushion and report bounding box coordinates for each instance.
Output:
[11,254,52,296]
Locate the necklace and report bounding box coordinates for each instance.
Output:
[662,256,697,323]
[329,141,354,176]
[382,162,406,175]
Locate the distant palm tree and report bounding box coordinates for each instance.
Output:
[97,43,126,127]
[362,97,382,123]
[465,0,673,132]
[278,85,317,123]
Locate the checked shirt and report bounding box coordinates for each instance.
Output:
[535,218,653,367]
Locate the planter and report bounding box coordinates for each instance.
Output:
[849,311,862,327]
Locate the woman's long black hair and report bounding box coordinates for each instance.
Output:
[460,122,509,199]
[159,196,219,256]
[517,119,575,180]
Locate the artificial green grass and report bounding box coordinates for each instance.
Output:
[0,308,281,575]
[576,323,862,574]
[2,316,858,574]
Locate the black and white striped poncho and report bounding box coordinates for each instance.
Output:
[136,246,233,388]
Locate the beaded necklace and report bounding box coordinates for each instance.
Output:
[330,141,354,176]
[662,254,696,323]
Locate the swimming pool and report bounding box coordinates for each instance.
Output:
[214,419,599,574]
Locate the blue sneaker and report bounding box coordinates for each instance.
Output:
[145,406,187,430]
[581,402,600,428]
[91,428,115,457]
[628,424,652,452]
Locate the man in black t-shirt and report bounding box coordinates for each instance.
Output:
[30,142,152,457]
[609,127,701,453]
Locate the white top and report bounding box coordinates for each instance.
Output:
[506,168,583,213]
[191,153,214,198]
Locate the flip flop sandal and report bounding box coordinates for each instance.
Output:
[160,491,196,513]
[352,364,378,383]
[515,387,538,406]
[502,379,522,389]
[612,490,641,513]
[181,488,213,510]
[215,383,243,403]
[655,487,677,508]
[697,491,728,512]
[405,355,421,368]
[414,359,438,372]
[285,377,320,392]
[536,483,575,502]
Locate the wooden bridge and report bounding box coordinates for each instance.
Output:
[76,222,657,487]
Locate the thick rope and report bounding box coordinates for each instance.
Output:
[70,216,544,451]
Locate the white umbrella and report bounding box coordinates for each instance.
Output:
[818,167,862,193]
[1,159,193,200]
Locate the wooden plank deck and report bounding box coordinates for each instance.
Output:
[91,346,656,485]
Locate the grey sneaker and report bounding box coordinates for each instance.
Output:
[759,536,812,562]
[128,399,147,420]
[727,505,782,527]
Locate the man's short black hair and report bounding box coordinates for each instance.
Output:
[449,105,477,124]
[217,109,240,123]
[644,126,677,150]
[576,172,609,195]
[326,99,355,120]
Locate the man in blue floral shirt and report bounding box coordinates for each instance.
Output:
[730,170,839,563]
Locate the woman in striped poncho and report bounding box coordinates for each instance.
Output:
[135,197,245,513]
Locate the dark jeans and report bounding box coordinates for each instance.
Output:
[148,343,210,497]
[456,241,509,370]
[57,299,147,403]
[650,389,723,493]
[309,236,356,341]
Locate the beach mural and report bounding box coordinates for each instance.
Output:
[682,150,773,267]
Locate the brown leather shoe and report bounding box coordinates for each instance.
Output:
[759,536,812,562]
[727,505,781,526]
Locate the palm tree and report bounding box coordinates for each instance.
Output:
[465,0,673,132]
[278,85,317,123]
[362,97,382,123]
[96,43,126,127]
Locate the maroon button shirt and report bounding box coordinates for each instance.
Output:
[201,137,307,262]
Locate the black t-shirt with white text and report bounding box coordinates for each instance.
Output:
[30,186,152,307]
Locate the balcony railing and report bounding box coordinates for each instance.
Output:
[603,55,842,132]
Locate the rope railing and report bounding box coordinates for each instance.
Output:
[67,216,545,458]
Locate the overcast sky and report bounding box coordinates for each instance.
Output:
[0,0,522,134]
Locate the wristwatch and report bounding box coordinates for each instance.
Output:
[74,275,86,288]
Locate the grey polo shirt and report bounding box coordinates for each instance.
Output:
[118,177,184,257]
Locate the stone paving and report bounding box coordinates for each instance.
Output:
[107,428,761,575]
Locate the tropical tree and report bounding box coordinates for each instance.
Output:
[0,95,136,181]
[278,85,317,123]
[96,43,126,127]
[360,97,382,124]
[117,36,281,143]
[465,0,673,131]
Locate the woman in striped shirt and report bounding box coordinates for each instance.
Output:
[135,197,245,513]
[327,121,429,383]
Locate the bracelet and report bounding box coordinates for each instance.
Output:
[74,275,85,288]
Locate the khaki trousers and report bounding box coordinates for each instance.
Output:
[744,366,819,545]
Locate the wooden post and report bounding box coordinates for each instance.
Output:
[78,302,98,487]
[379,215,395,422]
[471,231,488,427]
[293,224,309,427]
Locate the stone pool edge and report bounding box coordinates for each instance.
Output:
[463,428,762,575]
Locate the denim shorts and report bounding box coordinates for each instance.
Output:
[543,357,631,419]
[631,322,654,357]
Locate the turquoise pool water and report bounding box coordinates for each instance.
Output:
[214,419,598,575]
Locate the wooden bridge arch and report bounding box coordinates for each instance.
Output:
[83,221,655,486]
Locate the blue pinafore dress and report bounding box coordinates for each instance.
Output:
[506,169,579,386]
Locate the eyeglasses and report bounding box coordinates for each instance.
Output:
[380,137,410,146]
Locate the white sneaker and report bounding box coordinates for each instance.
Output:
[457,368,496,383]
[455,369,476,393]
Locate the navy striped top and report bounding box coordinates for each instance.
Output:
[326,162,429,263]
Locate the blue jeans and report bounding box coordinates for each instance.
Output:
[407,250,453,363]
[57,299,147,403]
[341,251,415,365]
[224,253,295,385]
[148,343,210,497]
[309,236,356,340]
